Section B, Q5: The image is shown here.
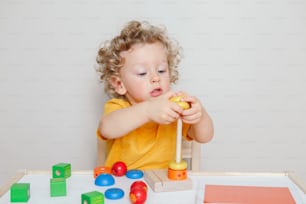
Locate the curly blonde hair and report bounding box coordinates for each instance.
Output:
[96,20,182,99]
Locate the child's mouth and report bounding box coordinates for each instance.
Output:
[150,88,162,97]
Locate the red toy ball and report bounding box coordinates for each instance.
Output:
[130,180,148,204]
[130,181,148,192]
[130,187,147,204]
[111,161,127,177]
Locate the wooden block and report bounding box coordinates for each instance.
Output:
[50,178,67,197]
[52,163,71,178]
[144,169,192,192]
[81,191,104,204]
[10,183,30,202]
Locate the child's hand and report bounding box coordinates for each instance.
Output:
[175,92,205,125]
[146,91,183,124]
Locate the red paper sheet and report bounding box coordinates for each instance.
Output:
[204,184,296,204]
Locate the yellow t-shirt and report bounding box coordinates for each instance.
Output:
[97,98,191,170]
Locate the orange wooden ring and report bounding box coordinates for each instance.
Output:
[93,166,112,178]
[168,168,187,180]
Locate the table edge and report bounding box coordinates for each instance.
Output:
[1,170,305,197]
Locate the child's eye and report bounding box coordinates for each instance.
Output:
[138,72,147,76]
[157,64,168,74]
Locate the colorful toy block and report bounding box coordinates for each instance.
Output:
[81,191,104,204]
[94,166,112,178]
[168,160,188,180]
[10,183,30,202]
[144,169,192,192]
[50,178,67,197]
[52,163,71,178]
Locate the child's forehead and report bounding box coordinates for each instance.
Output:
[119,42,168,69]
[120,42,167,57]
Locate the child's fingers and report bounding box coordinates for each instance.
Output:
[162,90,176,99]
[182,95,197,103]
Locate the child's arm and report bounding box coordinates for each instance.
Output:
[98,91,182,139]
[180,94,214,143]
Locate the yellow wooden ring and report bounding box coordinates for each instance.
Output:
[168,160,187,170]
[170,96,190,110]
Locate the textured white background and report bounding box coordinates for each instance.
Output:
[0,0,306,185]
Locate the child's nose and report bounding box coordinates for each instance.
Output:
[151,72,160,83]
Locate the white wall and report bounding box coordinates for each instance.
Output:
[1,0,306,185]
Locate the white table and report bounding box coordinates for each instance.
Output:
[0,170,305,204]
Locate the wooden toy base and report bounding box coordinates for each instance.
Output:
[144,169,192,192]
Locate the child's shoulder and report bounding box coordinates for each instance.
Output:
[106,98,131,107]
[103,98,131,115]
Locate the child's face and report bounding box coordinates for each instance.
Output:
[117,42,171,104]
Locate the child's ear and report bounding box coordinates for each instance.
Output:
[110,76,127,95]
